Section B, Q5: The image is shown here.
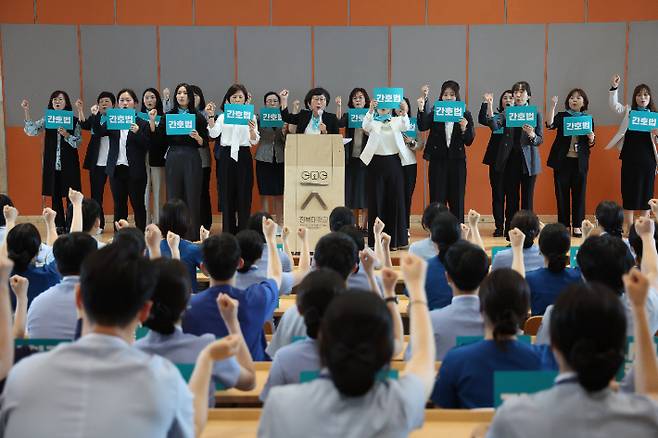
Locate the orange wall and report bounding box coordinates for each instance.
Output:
[2,0,656,216]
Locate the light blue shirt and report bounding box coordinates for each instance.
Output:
[36,243,55,266]
[235,264,295,295]
[260,338,320,402]
[408,237,437,260]
[135,327,241,407]
[266,305,307,358]
[429,295,484,360]
[256,245,292,273]
[0,333,194,438]
[26,275,79,340]
[258,374,427,438]
[347,264,384,293]
[491,245,544,273]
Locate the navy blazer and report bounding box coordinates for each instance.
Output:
[281,108,339,134]
[489,108,544,176]
[478,102,504,166]
[546,111,594,174]
[94,117,149,180]
[417,105,475,161]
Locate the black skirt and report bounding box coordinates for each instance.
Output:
[621,159,656,211]
[256,160,284,196]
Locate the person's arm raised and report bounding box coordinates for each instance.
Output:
[634,216,658,285]
[281,226,294,270]
[359,249,382,296]
[509,228,526,278]
[217,294,256,390]
[43,208,58,246]
[10,275,28,339]
[69,188,84,233]
[145,224,163,259]
[401,254,435,396]
[0,256,14,380]
[263,217,282,288]
[624,268,658,400]
[167,231,181,260]
[0,206,18,259]
[382,268,404,357]
[373,217,386,268]
[467,209,485,250]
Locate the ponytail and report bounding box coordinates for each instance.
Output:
[324,341,383,396]
[546,253,569,273]
[143,301,176,335]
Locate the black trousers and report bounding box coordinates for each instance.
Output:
[218,146,253,235]
[51,171,69,229]
[554,159,587,229]
[428,158,467,223]
[166,146,202,240]
[366,155,408,248]
[200,167,212,230]
[402,164,417,230]
[489,165,505,231]
[503,149,536,232]
[109,165,147,231]
[89,165,107,229]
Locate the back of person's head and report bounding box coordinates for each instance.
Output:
[444,240,489,292]
[320,291,393,397]
[329,207,355,232]
[113,227,147,257]
[510,210,540,248]
[7,223,41,273]
[479,269,530,347]
[236,230,263,273]
[338,225,365,252]
[246,212,272,241]
[550,282,626,392]
[314,232,358,280]
[577,235,634,295]
[143,258,191,336]
[539,223,571,273]
[430,211,461,263]
[66,198,102,233]
[79,244,156,327]
[595,201,623,238]
[158,199,190,237]
[421,202,449,231]
[0,194,13,227]
[628,221,658,263]
[53,232,98,276]
[296,269,346,339]
[202,234,241,281]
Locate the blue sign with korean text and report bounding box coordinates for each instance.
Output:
[106,109,136,130]
[563,115,593,136]
[347,108,369,128]
[374,87,404,109]
[505,105,538,128]
[137,111,161,124]
[224,104,255,126]
[494,371,558,408]
[628,110,658,132]
[165,113,196,135]
[433,100,466,123]
[405,119,417,138]
[44,109,74,130]
[260,108,284,128]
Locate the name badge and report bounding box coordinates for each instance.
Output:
[628,110,658,132]
[373,87,404,109]
[405,120,417,138]
[433,100,466,123]
[505,105,538,128]
[260,108,284,128]
[44,109,74,130]
[347,108,369,128]
[224,104,255,126]
[166,113,196,135]
[106,109,136,130]
[563,115,593,136]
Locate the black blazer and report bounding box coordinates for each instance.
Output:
[41,118,82,197]
[417,106,475,161]
[478,102,504,166]
[94,117,149,180]
[489,110,544,176]
[546,111,594,174]
[338,113,369,159]
[79,113,106,170]
[150,110,209,151]
[281,108,339,134]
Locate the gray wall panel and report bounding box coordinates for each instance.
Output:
[314,27,388,112]
[392,26,467,112]
[81,26,157,107]
[469,25,545,120]
[2,24,79,126]
[628,21,658,107]
[160,26,233,105]
[547,23,626,126]
[237,27,311,113]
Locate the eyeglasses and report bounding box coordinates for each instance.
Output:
[311,96,326,102]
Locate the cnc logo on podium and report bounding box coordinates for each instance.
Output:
[299,169,330,186]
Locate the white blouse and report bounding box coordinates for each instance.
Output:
[208,113,260,161]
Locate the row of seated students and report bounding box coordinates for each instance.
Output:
[1,192,658,436]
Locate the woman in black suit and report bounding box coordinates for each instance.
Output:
[280,87,339,135]
[546,89,596,237]
[417,80,475,223]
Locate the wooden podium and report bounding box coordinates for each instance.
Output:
[283,134,345,252]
